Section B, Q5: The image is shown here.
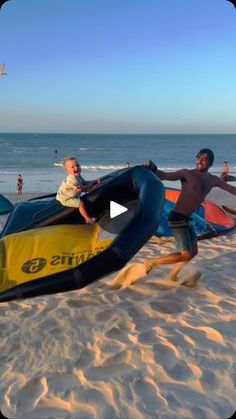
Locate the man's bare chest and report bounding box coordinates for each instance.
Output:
[183,174,211,196]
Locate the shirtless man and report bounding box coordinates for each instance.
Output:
[144,149,236,282]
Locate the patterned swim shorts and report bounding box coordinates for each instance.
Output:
[168,210,196,252]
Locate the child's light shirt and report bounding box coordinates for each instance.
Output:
[56,174,86,204]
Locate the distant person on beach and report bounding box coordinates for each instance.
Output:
[56,156,97,224]
[144,149,236,283]
[125,162,131,168]
[16,174,24,195]
[220,161,230,180]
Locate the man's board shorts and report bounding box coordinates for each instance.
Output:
[168,210,196,252]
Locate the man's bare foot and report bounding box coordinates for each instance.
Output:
[165,275,179,282]
[181,271,202,287]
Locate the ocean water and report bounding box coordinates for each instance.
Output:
[0,133,236,193]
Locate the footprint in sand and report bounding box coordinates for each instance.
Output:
[106,326,131,345]
[86,362,135,381]
[153,343,178,368]
[200,369,219,391]
[138,329,160,344]
[134,379,167,411]
[16,376,48,410]
[46,372,79,393]
[75,349,94,368]
[102,350,130,366]
[154,343,194,381]
[165,360,195,381]
[150,299,188,314]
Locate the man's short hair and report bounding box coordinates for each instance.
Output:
[197,149,214,167]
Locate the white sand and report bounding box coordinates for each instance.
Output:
[0,190,236,418]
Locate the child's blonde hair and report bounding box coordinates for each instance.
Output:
[63,156,78,167]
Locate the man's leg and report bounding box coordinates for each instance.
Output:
[145,224,198,281]
[145,250,191,274]
[165,261,188,281]
[165,237,198,281]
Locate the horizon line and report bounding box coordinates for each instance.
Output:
[0,132,236,136]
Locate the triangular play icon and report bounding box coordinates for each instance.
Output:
[110,200,128,219]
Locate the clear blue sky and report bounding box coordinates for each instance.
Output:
[0,0,236,133]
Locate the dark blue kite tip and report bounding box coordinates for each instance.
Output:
[0,0,10,10]
[227,0,236,9]
[0,194,13,215]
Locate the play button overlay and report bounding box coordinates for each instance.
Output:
[99,199,139,235]
[110,200,128,219]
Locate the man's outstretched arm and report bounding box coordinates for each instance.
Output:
[144,160,185,182]
[215,176,236,196]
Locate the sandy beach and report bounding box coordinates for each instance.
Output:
[0,189,236,419]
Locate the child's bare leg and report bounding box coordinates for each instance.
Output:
[78,202,90,223]
[79,202,96,224]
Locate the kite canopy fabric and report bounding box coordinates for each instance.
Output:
[0,166,164,302]
[0,224,111,293]
[157,188,235,238]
